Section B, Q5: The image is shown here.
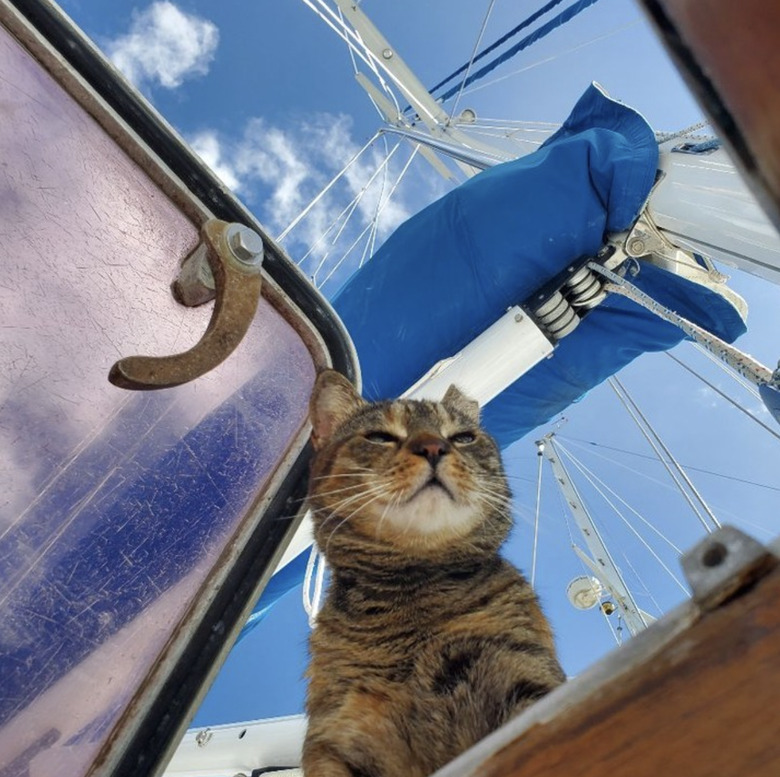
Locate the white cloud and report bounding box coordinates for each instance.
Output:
[107,1,219,89]
[189,130,241,191]
[186,113,447,289]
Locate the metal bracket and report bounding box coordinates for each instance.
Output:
[681,525,778,611]
[109,220,264,390]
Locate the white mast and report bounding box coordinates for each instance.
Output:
[542,435,651,637]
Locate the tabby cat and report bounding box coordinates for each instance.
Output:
[303,370,565,777]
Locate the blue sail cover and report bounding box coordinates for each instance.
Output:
[238,85,746,638]
[333,84,746,447]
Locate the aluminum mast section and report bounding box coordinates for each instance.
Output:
[332,1,780,288]
[542,435,650,636]
[333,0,513,176]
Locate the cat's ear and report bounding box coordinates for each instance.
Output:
[442,384,480,426]
[310,370,366,450]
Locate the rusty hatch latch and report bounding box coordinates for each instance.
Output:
[109,220,264,391]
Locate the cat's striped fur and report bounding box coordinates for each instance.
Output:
[303,370,565,777]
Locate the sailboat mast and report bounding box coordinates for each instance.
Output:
[542,435,650,636]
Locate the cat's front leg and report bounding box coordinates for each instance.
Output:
[301,741,368,777]
[302,744,359,777]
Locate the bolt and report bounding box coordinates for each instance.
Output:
[514,312,524,323]
[628,237,646,256]
[701,541,728,568]
[227,224,264,265]
[382,48,393,59]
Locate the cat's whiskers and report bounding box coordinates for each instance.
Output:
[310,468,375,484]
[374,486,405,541]
[324,488,391,556]
[312,480,378,500]
[315,482,390,530]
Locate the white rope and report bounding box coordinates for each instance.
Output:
[303,542,327,628]
[692,343,762,400]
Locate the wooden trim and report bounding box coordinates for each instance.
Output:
[433,541,780,777]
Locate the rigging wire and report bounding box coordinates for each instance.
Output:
[609,377,719,533]
[301,0,435,123]
[435,0,603,105]
[555,484,623,647]
[560,437,780,493]
[335,3,403,120]
[338,2,361,76]
[319,142,418,287]
[450,0,499,119]
[665,352,780,441]
[276,130,382,243]
[531,440,545,586]
[359,134,392,268]
[460,19,641,99]
[620,551,665,618]
[366,143,422,264]
[554,442,684,555]
[556,437,778,540]
[424,0,569,100]
[555,441,689,595]
[298,139,403,279]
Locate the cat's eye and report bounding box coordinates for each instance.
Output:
[450,431,476,445]
[364,431,399,444]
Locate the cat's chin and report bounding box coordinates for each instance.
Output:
[367,488,483,548]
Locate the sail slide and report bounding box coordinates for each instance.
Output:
[333,84,747,448]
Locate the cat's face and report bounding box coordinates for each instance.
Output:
[308,370,510,556]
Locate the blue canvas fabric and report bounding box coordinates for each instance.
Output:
[332,84,746,446]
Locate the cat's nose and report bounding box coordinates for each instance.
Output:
[408,433,451,466]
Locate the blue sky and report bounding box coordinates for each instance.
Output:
[58,0,780,728]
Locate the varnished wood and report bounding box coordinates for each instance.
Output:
[639,0,780,229]
[447,560,780,777]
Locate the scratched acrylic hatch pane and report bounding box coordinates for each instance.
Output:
[0,23,315,776]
